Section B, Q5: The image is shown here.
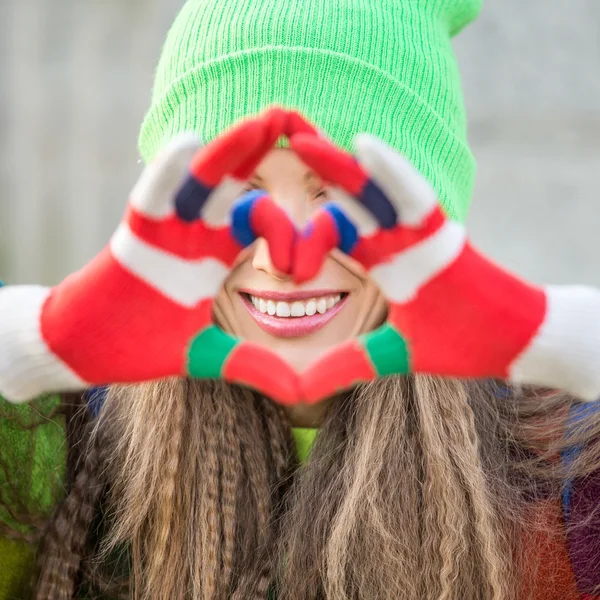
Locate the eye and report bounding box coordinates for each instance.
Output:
[313,188,329,202]
[241,183,262,194]
[241,184,328,201]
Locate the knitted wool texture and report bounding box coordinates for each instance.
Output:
[138,0,482,222]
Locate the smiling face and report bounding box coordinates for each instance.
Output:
[214,148,387,376]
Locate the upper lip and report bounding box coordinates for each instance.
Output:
[238,288,347,301]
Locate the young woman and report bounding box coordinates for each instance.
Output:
[2,0,600,599]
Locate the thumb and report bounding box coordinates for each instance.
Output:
[130,134,202,219]
[354,134,437,227]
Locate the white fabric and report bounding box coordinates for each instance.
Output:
[327,186,379,235]
[129,133,201,218]
[203,175,249,227]
[370,221,467,303]
[0,286,87,403]
[355,134,438,227]
[130,134,248,227]
[510,285,600,402]
[110,223,230,307]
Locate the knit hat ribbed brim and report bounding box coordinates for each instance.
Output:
[139,0,482,222]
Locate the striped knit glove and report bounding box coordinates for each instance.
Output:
[0,109,301,404]
[289,131,600,404]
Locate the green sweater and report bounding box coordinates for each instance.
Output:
[0,395,317,599]
[0,395,66,598]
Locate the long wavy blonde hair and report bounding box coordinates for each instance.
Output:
[21,375,600,599]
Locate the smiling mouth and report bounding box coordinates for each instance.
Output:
[239,290,349,338]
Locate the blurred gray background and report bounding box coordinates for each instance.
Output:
[0,0,598,287]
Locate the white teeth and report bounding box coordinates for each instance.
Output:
[316,298,327,314]
[291,301,305,317]
[248,294,344,318]
[276,301,291,317]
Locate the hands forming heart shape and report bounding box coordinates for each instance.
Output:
[37,106,547,406]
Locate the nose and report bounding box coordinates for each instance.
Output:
[252,237,292,281]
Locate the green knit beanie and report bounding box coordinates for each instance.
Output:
[138,0,481,221]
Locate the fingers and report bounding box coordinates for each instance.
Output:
[290,133,397,228]
[354,134,437,227]
[322,186,379,237]
[231,192,369,283]
[188,324,301,406]
[301,322,411,403]
[222,341,301,406]
[176,108,290,224]
[285,110,322,138]
[300,339,377,404]
[289,132,366,193]
[294,203,359,283]
[131,134,202,218]
[175,119,267,222]
[190,118,268,188]
[234,106,287,180]
[231,191,296,274]
[219,107,323,181]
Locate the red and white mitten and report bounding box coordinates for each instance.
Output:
[289,130,600,403]
[0,108,300,403]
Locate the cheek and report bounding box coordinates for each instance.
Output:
[212,287,235,334]
[349,282,387,335]
[329,249,370,280]
[211,260,252,335]
[328,251,386,320]
[360,287,388,333]
[319,259,387,337]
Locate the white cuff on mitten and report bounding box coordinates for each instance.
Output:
[0,286,87,403]
[510,285,600,402]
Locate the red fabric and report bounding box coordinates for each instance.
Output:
[289,133,369,196]
[189,108,287,185]
[127,205,241,263]
[250,195,296,274]
[223,342,300,405]
[349,205,446,269]
[301,339,377,404]
[391,242,547,378]
[294,209,341,282]
[520,499,581,600]
[41,248,213,383]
